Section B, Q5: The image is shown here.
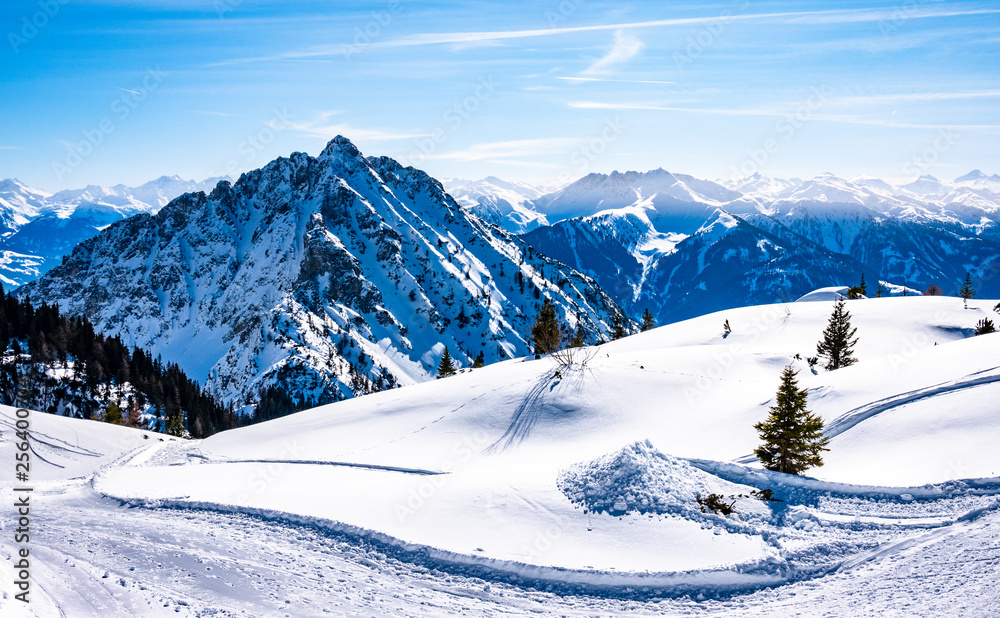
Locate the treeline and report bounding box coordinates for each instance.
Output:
[0,284,238,438]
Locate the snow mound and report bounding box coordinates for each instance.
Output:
[558,440,771,520]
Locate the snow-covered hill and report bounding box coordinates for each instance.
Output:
[100,294,1000,568]
[0,175,228,286]
[14,292,998,614]
[19,137,627,407]
[517,169,1000,324]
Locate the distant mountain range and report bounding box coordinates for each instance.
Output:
[19,138,626,406]
[0,175,227,286]
[456,168,1000,324]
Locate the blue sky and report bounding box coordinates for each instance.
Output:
[2,0,999,190]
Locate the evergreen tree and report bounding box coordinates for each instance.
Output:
[975,318,996,335]
[472,351,485,368]
[815,297,859,370]
[103,402,122,425]
[437,346,456,377]
[754,366,829,475]
[530,298,561,354]
[166,411,185,437]
[875,281,884,298]
[859,273,867,296]
[723,319,732,336]
[570,323,586,348]
[611,313,627,340]
[959,272,976,307]
[640,308,656,332]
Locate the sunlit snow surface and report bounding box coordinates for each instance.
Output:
[3,295,1000,615]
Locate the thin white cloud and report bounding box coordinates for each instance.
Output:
[829,90,1000,106]
[568,101,1000,132]
[483,159,567,170]
[210,6,1000,66]
[0,146,20,150]
[428,138,580,162]
[558,77,674,85]
[582,30,643,75]
[376,7,1000,48]
[194,110,236,117]
[568,101,775,116]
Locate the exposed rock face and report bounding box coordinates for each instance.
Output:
[22,137,627,405]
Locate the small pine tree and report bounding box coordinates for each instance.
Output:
[723,319,732,336]
[815,297,859,370]
[472,351,485,368]
[166,411,185,437]
[754,366,829,475]
[975,318,996,335]
[437,347,457,377]
[640,308,656,332]
[103,402,122,425]
[611,314,627,340]
[570,324,586,348]
[531,298,561,354]
[859,273,867,296]
[959,272,976,308]
[876,281,884,298]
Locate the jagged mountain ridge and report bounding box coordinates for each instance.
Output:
[518,169,1000,324]
[21,137,627,406]
[0,175,228,286]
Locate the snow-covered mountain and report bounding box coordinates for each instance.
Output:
[518,169,1000,324]
[0,178,52,238]
[442,176,557,234]
[20,137,628,406]
[0,175,228,287]
[531,168,744,231]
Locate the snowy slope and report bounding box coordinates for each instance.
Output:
[6,293,1000,615]
[93,295,1000,579]
[20,137,627,407]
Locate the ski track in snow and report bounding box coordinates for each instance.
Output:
[487,372,557,454]
[735,366,1000,465]
[11,475,1000,617]
[206,458,445,476]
